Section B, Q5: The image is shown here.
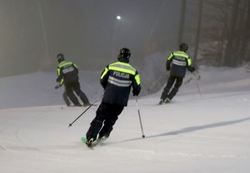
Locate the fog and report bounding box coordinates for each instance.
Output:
[0,0,183,76]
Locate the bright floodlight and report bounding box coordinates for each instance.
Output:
[116,16,121,20]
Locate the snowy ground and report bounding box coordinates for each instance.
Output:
[0,66,250,173]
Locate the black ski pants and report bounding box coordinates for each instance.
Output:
[86,102,124,141]
[64,81,90,106]
[160,75,183,100]
[63,91,71,106]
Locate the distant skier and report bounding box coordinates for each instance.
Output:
[159,43,195,104]
[55,53,90,106]
[84,48,141,147]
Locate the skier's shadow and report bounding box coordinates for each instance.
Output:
[111,116,250,145]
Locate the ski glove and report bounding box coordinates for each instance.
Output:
[188,66,195,73]
[133,90,139,96]
[54,84,62,89]
[132,87,141,96]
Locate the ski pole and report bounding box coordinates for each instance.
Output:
[136,98,145,138]
[192,72,202,98]
[68,99,98,127]
[196,81,202,98]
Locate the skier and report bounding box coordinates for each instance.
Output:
[55,53,90,106]
[159,43,195,104]
[84,48,141,147]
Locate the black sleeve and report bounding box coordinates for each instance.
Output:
[56,76,63,83]
[166,60,171,71]
[75,66,79,74]
[132,84,141,96]
[166,53,174,71]
[72,63,79,74]
[100,74,109,89]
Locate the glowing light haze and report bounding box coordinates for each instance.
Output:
[0,0,182,76]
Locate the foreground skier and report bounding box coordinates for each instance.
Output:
[84,48,141,147]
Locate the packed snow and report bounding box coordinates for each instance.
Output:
[0,66,250,173]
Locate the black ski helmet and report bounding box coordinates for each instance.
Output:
[57,53,65,63]
[179,43,188,52]
[118,48,131,62]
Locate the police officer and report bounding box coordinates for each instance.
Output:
[159,43,195,104]
[85,48,141,146]
[56,53,90,106]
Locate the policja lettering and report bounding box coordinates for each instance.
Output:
[113,71,130,79]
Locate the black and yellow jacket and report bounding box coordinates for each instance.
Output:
[166,50,194,78]
[100,60,141,106]
[56,60,79,85]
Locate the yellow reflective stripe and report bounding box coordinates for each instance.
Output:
[109,62,136,75]
[109,66,136,75]
[73,63,78,69]
[110,62,136,71]
[58,61,73,68]
[56,68,60,76]
[173,51,189,58]
[60,79,64,85]
[167,53,174,61]
[187,58,192,66]
[109,62,136,72]
[103,61,140,85]
[100,67,109,79]
[135,74,141,85]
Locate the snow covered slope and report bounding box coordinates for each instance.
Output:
[0,66,250,173]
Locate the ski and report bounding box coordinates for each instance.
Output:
[158,99,171,105]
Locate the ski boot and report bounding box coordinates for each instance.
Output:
[165,98,171,104]
[158,99,164,105]
[85,138,95,147]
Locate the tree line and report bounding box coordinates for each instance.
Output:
[184,0,250,67]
